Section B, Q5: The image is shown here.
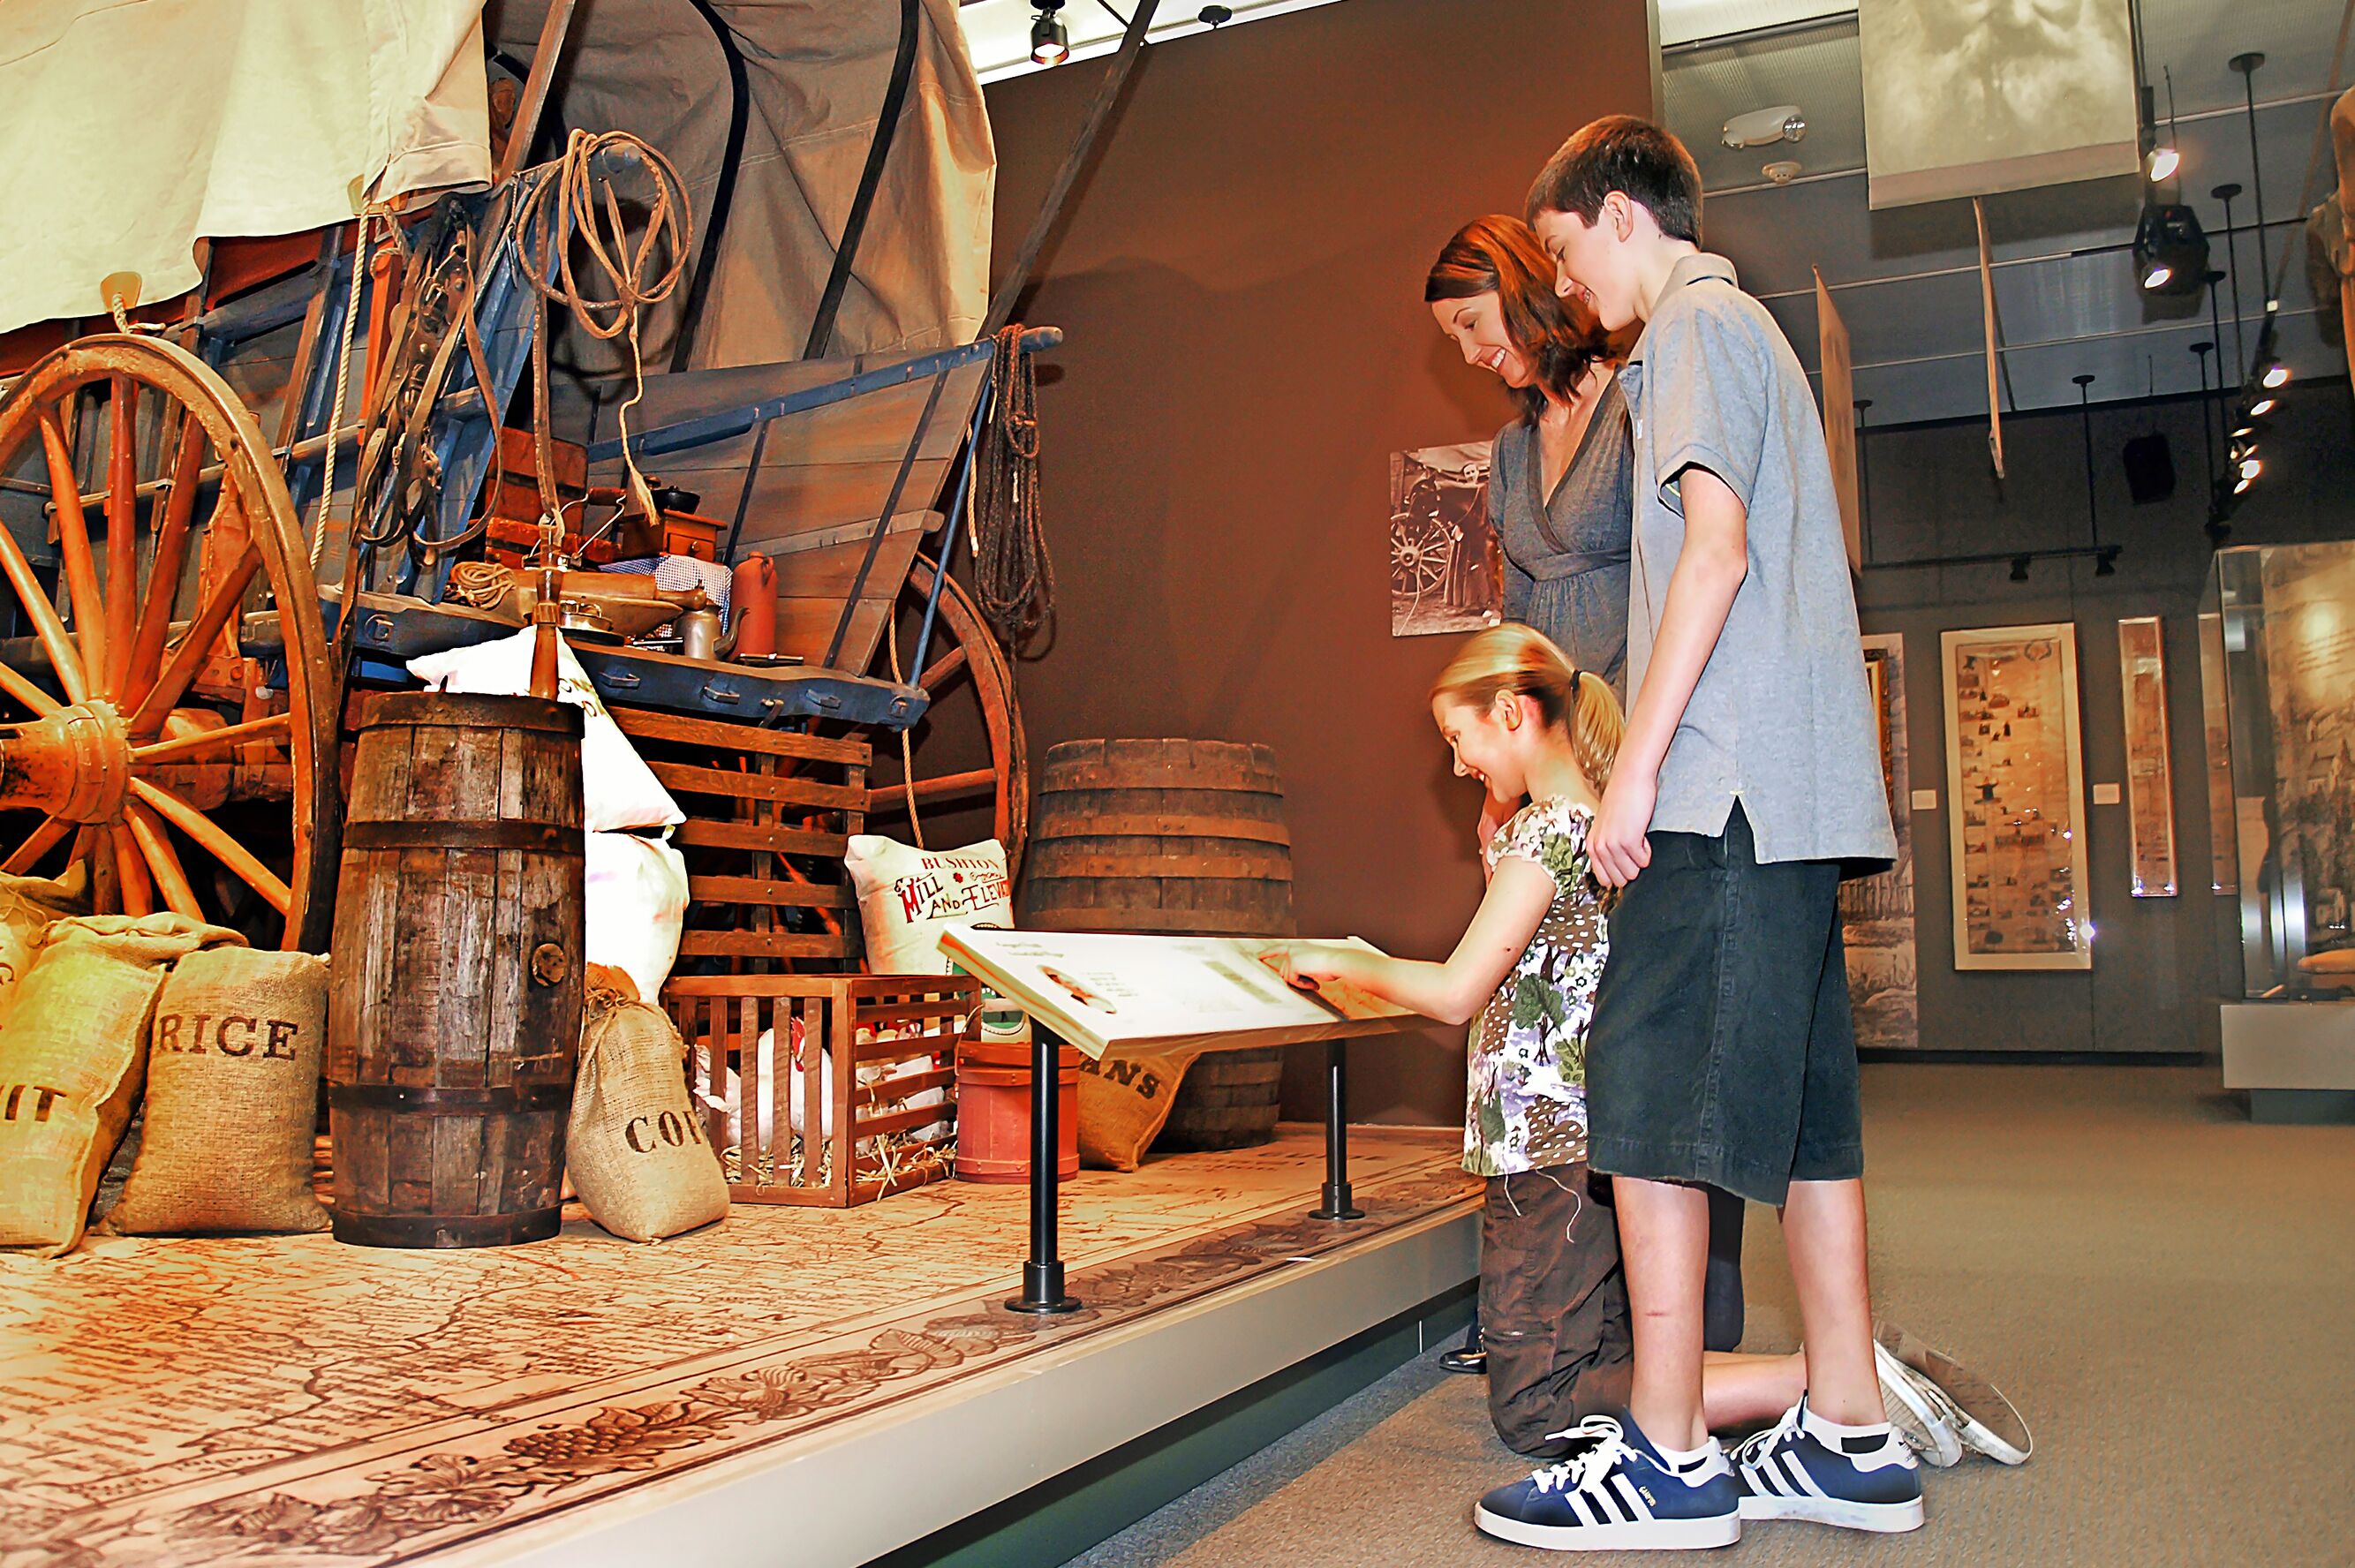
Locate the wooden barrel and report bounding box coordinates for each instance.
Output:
[1020,740,1295,937]
[326,692,586,1248]
[1021,739,1293,1151]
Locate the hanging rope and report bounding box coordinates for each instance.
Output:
[311,206,386,567]
[515,129,693,554]
[970,326,1053,650]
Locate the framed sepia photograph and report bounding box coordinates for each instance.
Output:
[2117,616,2178,898]
[1388,442,1499,637]
[1942,623,2093,970]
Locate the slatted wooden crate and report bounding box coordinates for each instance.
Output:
[609,706,868,969]
[664,973,974,1206]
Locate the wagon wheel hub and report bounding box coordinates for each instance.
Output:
[0,702,132,824]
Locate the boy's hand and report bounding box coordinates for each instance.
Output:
[1588,770,1656,887]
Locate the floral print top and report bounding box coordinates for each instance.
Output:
[1466,798,1607,1177]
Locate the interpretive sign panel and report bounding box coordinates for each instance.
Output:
[940,928,1415,1061]
[1842,633,1917,1047]
[1942,623,2092,969]
[2117,616,2178,898]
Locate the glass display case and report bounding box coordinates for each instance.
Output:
[2202,542,2355,1001]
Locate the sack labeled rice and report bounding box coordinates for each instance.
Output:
[1077,1047,1200,1172]
[0,914,245,1254]
[570,991,728,1241]
[0,865,87,1029]
[105,948,330,1235]
[844,835,1028,1048]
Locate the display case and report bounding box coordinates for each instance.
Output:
[2201,543,2355,1000]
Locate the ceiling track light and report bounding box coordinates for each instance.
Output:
[1030,2,1069,65]
[2248,396,2276,418]
[2010,556,2033,583]
[2260,362,2291,390]
[2132,200,2208,297]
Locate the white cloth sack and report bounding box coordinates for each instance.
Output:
[408,629,682,833]
[585,832,689,1003]
[693,1019,946,1150]
[843,836,1012,973]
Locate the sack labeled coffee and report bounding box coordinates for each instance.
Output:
[0,913,245,1255]
[1077,1046,1200,1172]
[107,947,331,1235]
[0,865,87,1029]
[569,990,728,1241]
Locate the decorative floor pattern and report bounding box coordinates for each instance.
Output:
[0,1126,1474,1567]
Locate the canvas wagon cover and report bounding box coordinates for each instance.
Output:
[0,0,491,335]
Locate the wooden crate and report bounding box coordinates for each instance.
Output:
[666,974,975,1207]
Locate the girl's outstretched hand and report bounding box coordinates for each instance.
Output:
[1588,769,1656,887]
[1257,942,1354,990]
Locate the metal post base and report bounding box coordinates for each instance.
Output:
[1006,1261,1082,1315]
[1312,1038,1363,1221]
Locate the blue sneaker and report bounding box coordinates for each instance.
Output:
[1732,1398,1924,1533]
[1474,1413,1741,1551]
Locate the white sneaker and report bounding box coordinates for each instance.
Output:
[1874,1336,1965,1467]
[1875,1320,2033,1465]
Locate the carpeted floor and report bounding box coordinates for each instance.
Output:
[1064,1065,2355,1568]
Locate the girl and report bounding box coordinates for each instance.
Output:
[1268,626,2022,1472]
[1272,624,1637,1451]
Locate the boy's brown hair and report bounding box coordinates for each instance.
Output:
[1526,115,1704,247]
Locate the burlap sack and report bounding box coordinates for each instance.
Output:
[0,864,87,1029]
[1077,1047,1199,1172]
[0,914,245,1254]
[569,991,728,1241]
[106,947,330,1235]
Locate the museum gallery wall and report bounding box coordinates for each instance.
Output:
[982,0,1656,1122]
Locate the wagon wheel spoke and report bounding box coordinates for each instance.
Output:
[109,820,155,916]
[0,481,90,705]
[122,417,209,710]
[131,711,291,766]
[74,826,117,915]
[917,643,968,695]
[127,777,291,915]
[1,816,74,876]
[0,661,61,718]
[124,801,204,919]
[125,534,260,738]
[102,375,141,701]
[38,408,108,690]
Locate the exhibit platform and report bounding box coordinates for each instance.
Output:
[2,1125,1478,1568]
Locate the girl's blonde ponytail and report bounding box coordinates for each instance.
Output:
[1431,624,1624,789]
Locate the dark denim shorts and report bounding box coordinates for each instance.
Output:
[1586,803,1863,1206]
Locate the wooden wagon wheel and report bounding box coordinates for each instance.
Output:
[1390,512,1455,617]
[0,335,336,950]
[865,554,1030,877]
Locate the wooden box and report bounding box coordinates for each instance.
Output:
[665,974,974,1207]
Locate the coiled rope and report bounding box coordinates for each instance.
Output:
[514,129,693,550]
[970,326,1053,650]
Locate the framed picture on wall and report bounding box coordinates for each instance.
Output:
[2117,616,2178,898]
[1388,442,1499,637]
[1841,633,1917,1048]
[1941,623,2092,970]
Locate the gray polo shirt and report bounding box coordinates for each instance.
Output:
[1619,253,1895,870]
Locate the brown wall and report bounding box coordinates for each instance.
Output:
[983,0,1657,1124]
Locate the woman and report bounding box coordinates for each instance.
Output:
[1426,215,1633,703]
[1423,215,1745,1378]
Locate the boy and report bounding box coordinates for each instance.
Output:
[1475,117,1912,1551]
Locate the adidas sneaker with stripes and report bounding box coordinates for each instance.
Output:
[1474,1413,1742,1551]
[1732,1399,1924,1533]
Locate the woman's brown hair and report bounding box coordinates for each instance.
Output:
[1424,215,1604,422]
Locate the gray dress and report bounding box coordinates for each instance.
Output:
[1490,376,1634,701]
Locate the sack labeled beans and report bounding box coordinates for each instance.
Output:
[106,947,331,1235]
[0,865,87,1029]
[570,991,728,1241]
[0,914,245,1255]
[1077,1047,1200,1172]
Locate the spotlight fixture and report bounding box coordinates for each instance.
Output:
[2095,546,2120,577]
[2010,556,2032,583]
[2131,200,2208,297]
[2234,474,2254,495]
[1198,4,1233,21]
[1722,104,1806,149]
[2239,456,2262,482]
[2147,146,2181,183]
[2249,396,2276,418]
[1030,2,1068,65]
[2260,362,2290,389]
